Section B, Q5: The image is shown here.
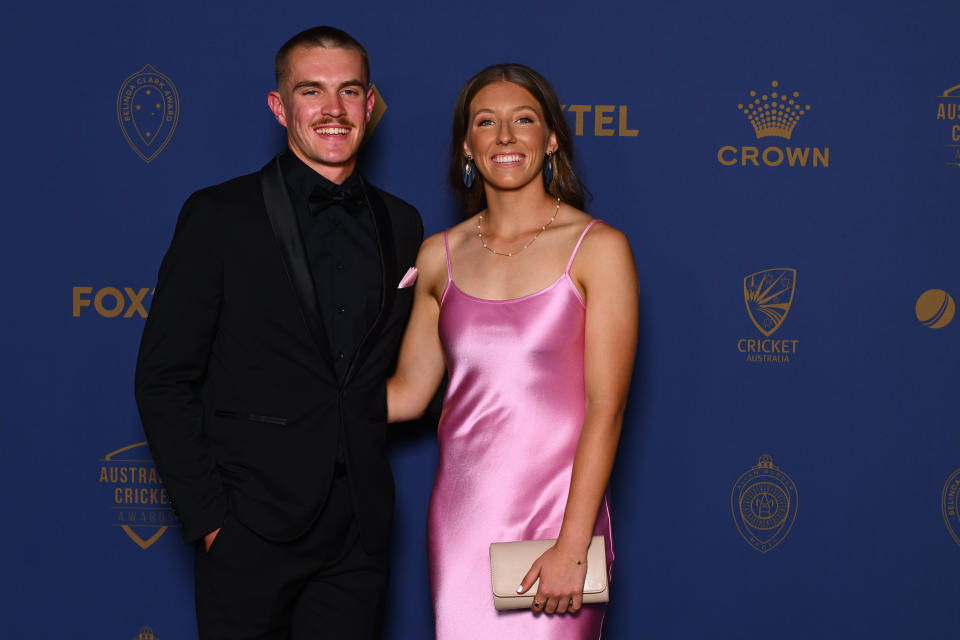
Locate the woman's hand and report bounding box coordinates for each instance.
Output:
[518,544,588,614]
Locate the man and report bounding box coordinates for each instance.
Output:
[135,26,422,639]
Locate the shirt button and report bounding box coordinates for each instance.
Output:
[337,306,345,314]
[338,352,345,360]
[336,263,344,271]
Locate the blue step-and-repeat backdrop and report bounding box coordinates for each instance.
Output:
[1,1,958,638]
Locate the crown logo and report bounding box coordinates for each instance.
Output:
[737,81,811,139]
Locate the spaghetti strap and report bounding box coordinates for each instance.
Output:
[565,219,601,274]
[443,230,453,281]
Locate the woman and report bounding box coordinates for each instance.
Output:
[388,64,638,639]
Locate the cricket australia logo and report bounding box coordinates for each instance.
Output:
[744,268,795,336]
[737,268,799,363]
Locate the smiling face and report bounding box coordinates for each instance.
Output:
[463,81,558,193]
[268,45,374,183]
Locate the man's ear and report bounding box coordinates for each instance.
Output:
[267,90,288,127]
[365,86,375,123]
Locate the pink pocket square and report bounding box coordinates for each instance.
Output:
[398,267,418,289]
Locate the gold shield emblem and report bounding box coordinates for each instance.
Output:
[99,442,178,549]
[731,455,799,553]
[116,65,180,163]
[744,268,796,336]
[937,85,960,169]
[942,468,960,548]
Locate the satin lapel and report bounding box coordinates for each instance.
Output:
[259,156,334,374]
[344,183,398,384]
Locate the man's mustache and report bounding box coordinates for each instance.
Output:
[310,117,357,129]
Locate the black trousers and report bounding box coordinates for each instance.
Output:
[194,474,389,640]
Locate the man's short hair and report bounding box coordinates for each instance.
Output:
[274,26,370,87]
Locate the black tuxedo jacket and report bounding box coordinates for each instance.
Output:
[134,155,422,551]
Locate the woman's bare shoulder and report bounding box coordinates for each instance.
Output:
[568,211,629,248]
[570,216,636,281]
[417,230,448,265]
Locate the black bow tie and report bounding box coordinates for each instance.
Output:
[308,182,365,215]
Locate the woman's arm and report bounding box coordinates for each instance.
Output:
[519,221,639,614]
[387,232,449,423]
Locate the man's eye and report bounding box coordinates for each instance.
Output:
[303,89,319,96]
[342,89,359,96]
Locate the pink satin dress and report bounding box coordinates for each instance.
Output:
[428,220,613,639]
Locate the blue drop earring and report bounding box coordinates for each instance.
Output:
[542,151,554,188]
[463,155,476,188]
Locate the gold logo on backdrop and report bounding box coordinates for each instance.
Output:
[936,85,960,168]
[99,442,178,549]
[738,80,810,139]
[133,627,159,640]
[117,65,180,163]
[744,268,796,336]
[737,269,799,363]
[362,84,387,143]
[732,455,799,553]
[560,104,639,137]
[72,286,153,318]
[916,289,955,329]
[718,80,828,167]
[942,469,960,547]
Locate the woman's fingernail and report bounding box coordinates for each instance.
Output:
[516,585,524,593]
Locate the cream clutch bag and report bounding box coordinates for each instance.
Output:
[489,536,609,610]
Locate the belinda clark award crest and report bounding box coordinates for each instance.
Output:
[117,65,180,162]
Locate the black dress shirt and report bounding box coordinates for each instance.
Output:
[280,152,381,382]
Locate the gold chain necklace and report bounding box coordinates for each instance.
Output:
[476,197,561,257]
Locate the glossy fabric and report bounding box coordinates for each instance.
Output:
[428,221,613,639]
